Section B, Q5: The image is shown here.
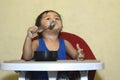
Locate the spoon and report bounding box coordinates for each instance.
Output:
[48,21,55,29]
[37,21,55,33]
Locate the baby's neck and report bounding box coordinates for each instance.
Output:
[44,35,58,40]
[42,31,59,40]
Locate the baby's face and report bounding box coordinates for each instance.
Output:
[40,12,63,31]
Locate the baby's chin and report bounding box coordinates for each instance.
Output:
[43,29,60,35]
[50,29,61,34]
[49,26,62,32]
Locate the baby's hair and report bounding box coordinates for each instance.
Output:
[35,10,62,27]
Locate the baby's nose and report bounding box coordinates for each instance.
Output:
[52,19,56,21]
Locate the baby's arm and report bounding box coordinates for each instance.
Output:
[65,40,84,60]
[22,26,38,60]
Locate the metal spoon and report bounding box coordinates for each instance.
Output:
[37,21,55,33]
[48,21,55,29]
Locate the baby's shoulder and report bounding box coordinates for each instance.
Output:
[32,39,39,45]
[64,39,71,45]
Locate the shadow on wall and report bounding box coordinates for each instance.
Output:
[2,73,18,80]
[95,72,103,80]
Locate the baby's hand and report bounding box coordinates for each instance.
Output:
[76,44,85,61]
[27,26,38,38]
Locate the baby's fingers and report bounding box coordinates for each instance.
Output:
[76,44,85,60]
[76,44,83,52]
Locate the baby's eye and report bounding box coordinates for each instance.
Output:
[55,17,60,20]
[45,17,51,20]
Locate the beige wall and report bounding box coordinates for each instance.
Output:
[0,0,120,80]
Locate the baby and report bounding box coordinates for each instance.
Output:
[22,10,84,80]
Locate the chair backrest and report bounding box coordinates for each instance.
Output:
[59,32,96,60]
[22,31,96,80]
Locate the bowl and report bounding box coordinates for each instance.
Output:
[33,51,58,61]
